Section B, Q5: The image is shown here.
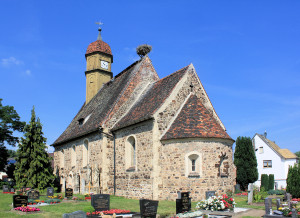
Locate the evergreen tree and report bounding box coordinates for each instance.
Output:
[14,107,54,190]
[234,136,258,190]
[286,162,300,198]
[268,174,274,190]
[260,174,269,190]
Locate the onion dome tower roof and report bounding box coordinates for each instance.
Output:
[85,27,112,57]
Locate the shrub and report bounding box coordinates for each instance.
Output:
[253,187,268,202]
[267,189,285,195]
[268,174,274,190]
[261,174,269,191]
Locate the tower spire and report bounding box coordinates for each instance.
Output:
[95,21,103,41]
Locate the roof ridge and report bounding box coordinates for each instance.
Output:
[155,64,190,83]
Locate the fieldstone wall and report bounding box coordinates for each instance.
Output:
[158,138,235,201]
[113,120,154,199]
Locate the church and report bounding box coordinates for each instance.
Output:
[52,27,236,201]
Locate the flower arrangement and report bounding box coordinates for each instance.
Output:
[196,195,236,211]
[45,199,61,204]
[86,209,131,216]
[72,196,85,201]
[3,191,15,194]
[28,199,45,205]
[235,192,248,196]
[14,206,40,212]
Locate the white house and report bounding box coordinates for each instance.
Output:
[252,132,299,189]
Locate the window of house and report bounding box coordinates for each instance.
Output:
[125,136,136,171]
[83,139,89,167]
[71,145,76,166]
[259,147,264,154]
[263,160,272,168]
[185,152,202,178]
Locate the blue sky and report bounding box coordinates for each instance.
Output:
[1,1,299,153]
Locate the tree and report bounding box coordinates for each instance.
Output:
[260,174,269,191]
[7,149,17,158]
[234,136,258,190]
[0,99,25,171]
[295,151,300,158]
[286,162,300,198]
[14,107,54,190]
[268,174,274,191]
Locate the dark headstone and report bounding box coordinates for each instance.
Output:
[11,188,15,192]
[13,195,28,208]
[264,198,271,215]
[27,189,40,200]
[91,194,110,211]
[47,187,54,197]
[176,192,191,214]
[65,188,73,198]
[205,191,216,199]
[140,199,159,218]
[3,185,9,192]
[234,184,241,193]
[63,210,87,218]
[276,199,280,210]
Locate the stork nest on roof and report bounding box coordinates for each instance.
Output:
[136,44,152,58]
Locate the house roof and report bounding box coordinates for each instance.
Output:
[112,65,190,130]
[52,59,143,146]
[256,134,298,159]
[161,94,233,141]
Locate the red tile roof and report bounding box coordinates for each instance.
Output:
[161,94,233,141]
[86,40,112,56]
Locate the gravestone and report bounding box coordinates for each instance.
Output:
[140,199,159,218]
[27,189,40,200]
[11,188,15,192]
[291,208,297,218]
[264,198,272,215]
[91,194,110,211]
[3,185,9,192]
[205,191,216,199]
[13,195,28,208]
[234,184,241,193]
[63,210,87,218]
[176,192,191,214]
[276,199,280,210]
[247,183,253,204]
[47,187,54,197]
[65,188,73,198]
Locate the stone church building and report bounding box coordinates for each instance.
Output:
[52,29,236,201]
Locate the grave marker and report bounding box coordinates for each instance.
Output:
[176,192,191,214]
[13,195,28,208]
[91,194,110,211]
[63,210,87,218]
[247,183,253,204]
[47,187,54,197]
[65,188,73,198]
[205,191,215,199]
[27,189,40,200]
[3,185,9,192]
[140,199,159,218]
[276,199,280,210]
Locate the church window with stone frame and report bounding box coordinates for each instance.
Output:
[125,136,136,171]
[185,152,202,178]
[71,145,76,167]
[82,139,89,167]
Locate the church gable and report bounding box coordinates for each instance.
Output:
[112,65,190,130]
[103,56,159,129]
[161,94,233,141]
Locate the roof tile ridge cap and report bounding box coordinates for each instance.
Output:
[160,93,194,140]
[101,58,146,127]
[190,63,226,131]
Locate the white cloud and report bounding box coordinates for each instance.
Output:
[25,70,31,76]
[1,57,23,67]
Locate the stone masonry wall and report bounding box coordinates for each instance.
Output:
[113,120,154,199]
[158,139,235,201]
[53,132,103,193]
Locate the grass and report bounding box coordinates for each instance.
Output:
[0,192,265,218]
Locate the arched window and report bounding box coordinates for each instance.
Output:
[60,150,65,168]
[71,145,76,166]
[125,136,136,171]
[185,152,202,178]
[83,139,89,167]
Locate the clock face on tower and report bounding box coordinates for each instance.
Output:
[101,60,109,70]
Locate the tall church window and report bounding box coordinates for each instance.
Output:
[71,145,76,167]
[185,152,202,178]
[83,139,89,167]
[125,136,136,171]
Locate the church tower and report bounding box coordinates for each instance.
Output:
[85,27,113,104]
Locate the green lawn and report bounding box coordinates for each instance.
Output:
[0,192,265,218]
